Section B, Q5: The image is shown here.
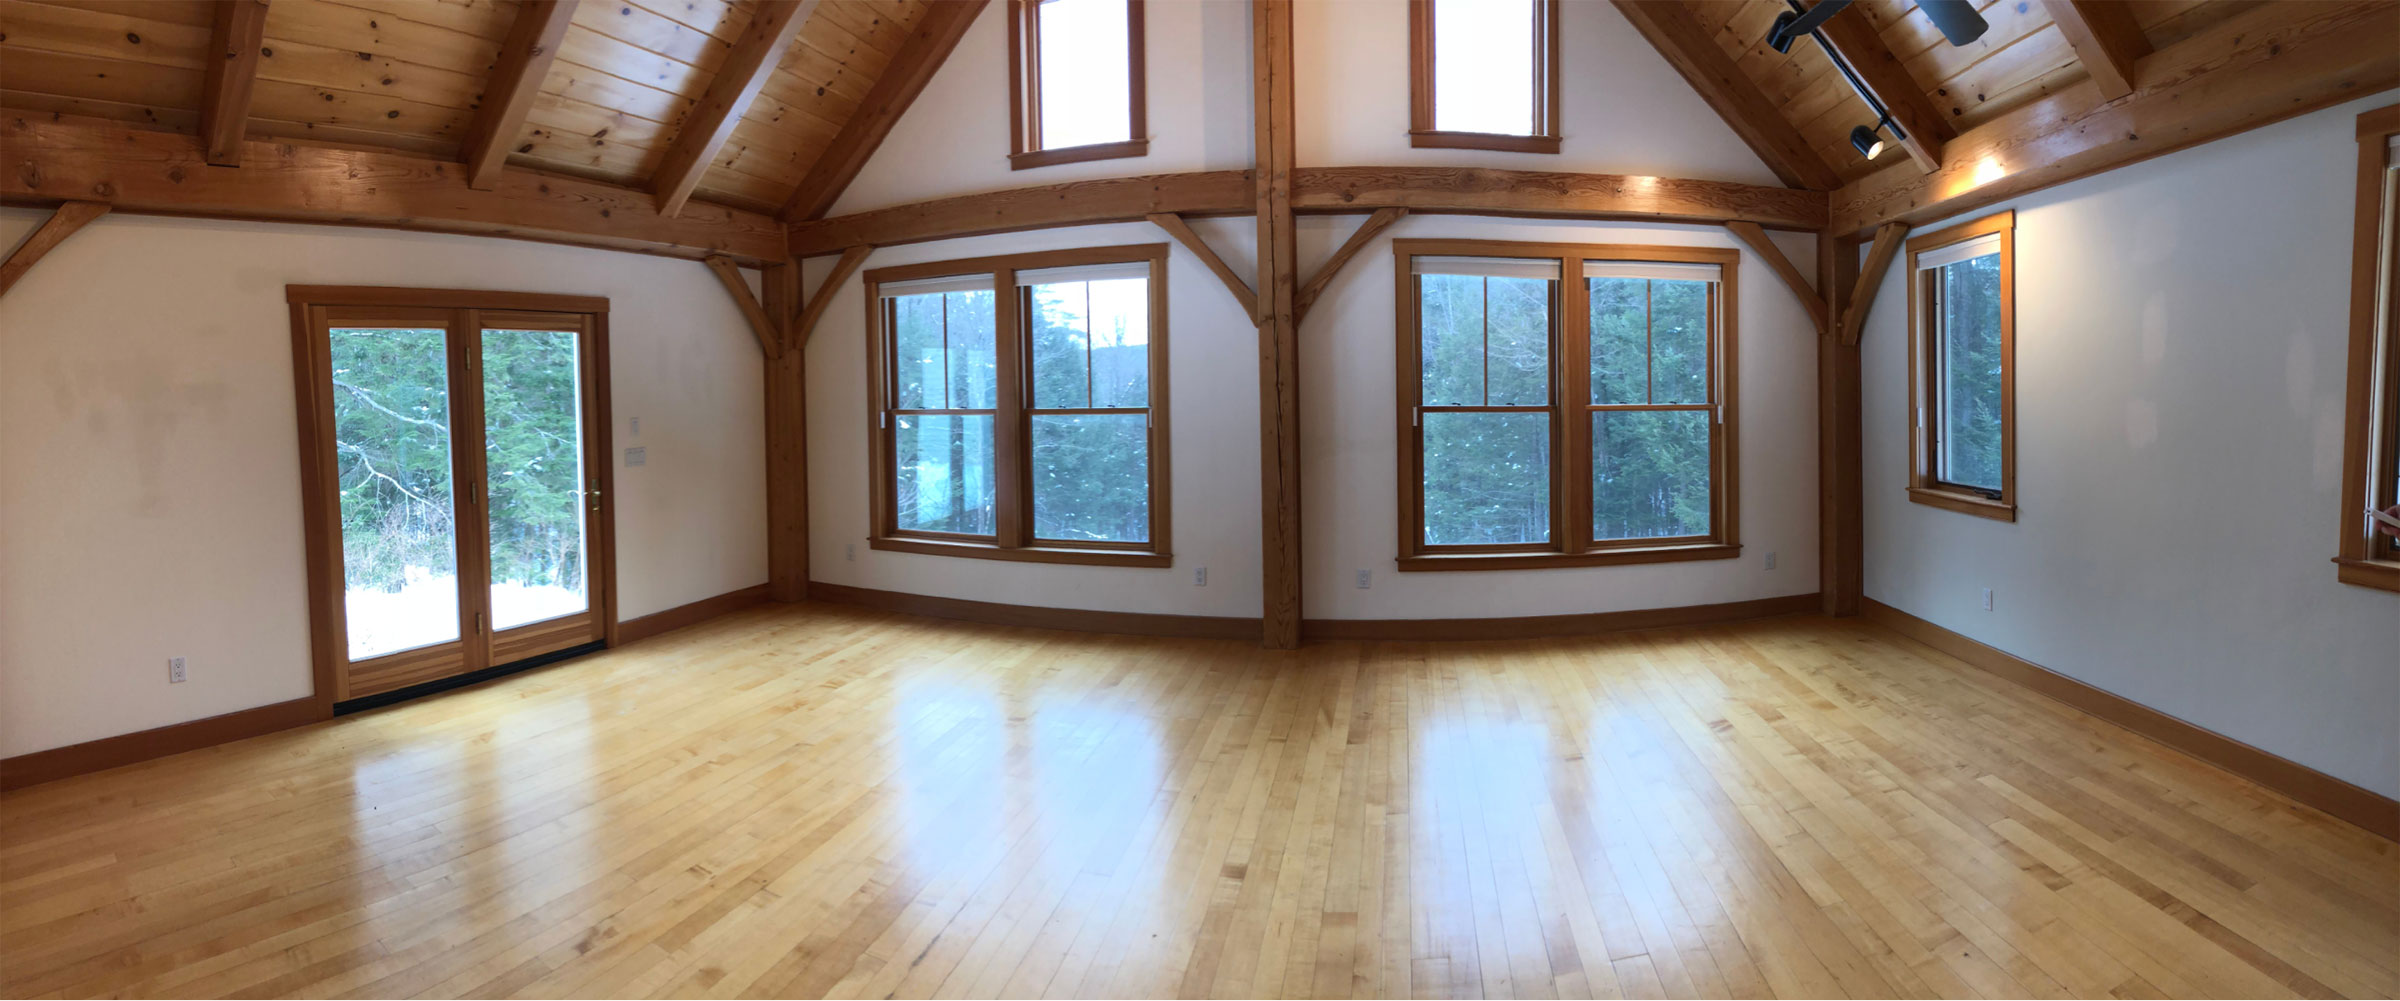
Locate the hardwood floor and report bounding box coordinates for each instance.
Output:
[3,603,2394,999]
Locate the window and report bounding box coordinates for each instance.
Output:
[866,245,1170,566]
[2336,107,2400,592]
[1905,211,2015,521]
[1408,0,1560,154]
[1395,240,1739,569]
[1008,0,1147,170]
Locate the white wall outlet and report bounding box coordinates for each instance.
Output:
[845,542,856,561]
[1981,588,1994,611]
[168,657,186,684]
[1355,569,1371,589]
[1193,566,1208,586]
[624,446,646,467]
[1764,551,1778,570]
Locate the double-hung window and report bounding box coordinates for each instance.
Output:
[1906,211,2016,521]
[866,245,1170,566]
[2337,107,2400,591]
[1409,0,1561,153]
[1396,240,1740,569]
[1008,0,1147,169]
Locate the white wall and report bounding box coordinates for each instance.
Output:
[1296,0,1782,184]
[0,211,768,757]
[1301,214,1821,618]
[804,219,1264,618]
[1858,92,2400,798]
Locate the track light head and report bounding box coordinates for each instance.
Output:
[1850,122,1887,160]
[1767,10,1802,53]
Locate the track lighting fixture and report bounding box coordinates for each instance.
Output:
[1850,119,1890,160]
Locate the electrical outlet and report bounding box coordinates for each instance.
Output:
[1355,569,1371,589]
[1764,551,1778,570]
[168,657,186,684]
[1193,566,1208,586]
[1981,588,1994,611]
[629,416,641,437]
[845,542,856,561]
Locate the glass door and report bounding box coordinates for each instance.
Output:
[479,312,607,665]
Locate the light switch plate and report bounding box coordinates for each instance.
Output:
[625,446,647,467]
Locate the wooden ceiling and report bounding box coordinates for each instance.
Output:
[0,0,933,214]
[1683,0,2259,187]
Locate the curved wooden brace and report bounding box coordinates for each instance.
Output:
[1295,206,1407,323]
[1147,213,1258,319]
[0,201,111,300]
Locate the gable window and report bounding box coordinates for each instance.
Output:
[1396,240,1739,569]
[2336,107,2400,592]
[1008,0,1147,170]
[866,245,1170,566]
[1409,0,1561,154]
[1905,211,2015,522]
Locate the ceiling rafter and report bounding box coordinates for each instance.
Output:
[780,0,989,222]
[2042,0,2151,101]
[461,0,580,191]
[199,0,270,167]
[1813,7,1952,172]
[651,0,823,218]
[1610,0,1841,190]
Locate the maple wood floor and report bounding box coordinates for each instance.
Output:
[3,602,2394,999]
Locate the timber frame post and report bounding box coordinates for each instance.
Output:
[1818,231,1864,616]
[1254,0,1302,648]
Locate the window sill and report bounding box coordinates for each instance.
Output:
[1397,543,1739,572]
[2333,557,2400,593]
[1907,487,2016,522]
[871,536,1170,568]
[1009,139,1151,170]
[1406,130,1561,154]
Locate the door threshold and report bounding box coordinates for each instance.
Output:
[334,640,607,715]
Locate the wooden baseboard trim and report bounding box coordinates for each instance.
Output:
[1861,598,2399,842]
[1302,592,1821,641]
[807,582,1260,640]
[618,584,774,644]
[1,697,326,792]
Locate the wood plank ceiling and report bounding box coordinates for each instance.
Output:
[1686,0,2260,187]
[0,0,931,215]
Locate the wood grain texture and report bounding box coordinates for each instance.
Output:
[1829,0,2400,236]
[649,0,819,217]
[788,170,1255,256]
[1813,9,1952,171]
[1608,0,1841,190]
[1817,230,1863,616]
[1294,166,1830,230]
[781,0,988,221]
[4,604,2394,998]
[762,258,808,602]
[197,0,268,166]
[1295,206,1405,323]
[0,199,108,299]
[1147,212,1257,319]
[2042,0,2151,100]
[460,0,578,191]
[1724,220,1826,335]
[1255,0,1301,650]
[3,112,788,263]
[1838,221,1907,346]
[703,255,783,358]
[795,244,871,346]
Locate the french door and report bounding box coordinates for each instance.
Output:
[290,288,615,704]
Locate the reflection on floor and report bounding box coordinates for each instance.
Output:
[4,603,2394,999]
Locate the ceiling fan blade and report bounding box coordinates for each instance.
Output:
[1916,0,1990,45]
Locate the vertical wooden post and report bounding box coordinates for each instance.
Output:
[1254,0,1302,648]
[763,259,809,602]
[1817,232,1864,616]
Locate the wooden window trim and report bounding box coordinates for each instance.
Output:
[1407,0,1563,154]
[864,243,1172,567]
[1904,210,2017,523]
[1007,0,1150,170]
[287,286,617,708]
[1392,239,1739,571]
[2336,105,2400,592]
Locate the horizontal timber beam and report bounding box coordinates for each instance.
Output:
[4,113,788,264]
[1829,0,2399,237]
[1293,166,1828,231]
[788,171,1256,257]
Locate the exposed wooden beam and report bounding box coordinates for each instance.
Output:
[1832,0,2397,238]
[1839,222,1907,346]
[1609,0,1842,190]
[4,113,789,263]
[1147,213,1257,319]
[794,245,872,346]
[762,258,808,603]
[703,256,783,358]
[198,0,269,166]
[1293,166,1828,230]
[2043,0,2150,101]
[789,171,1254,256]
[1295,206,1406,323]
[1814,8,1951,172]
[652,0,819,217]
[780,0,987,221]
[1819,231,1862,616]
[1724,220,1827,336]
[462,0,578,191]
[1255,0,1301,649]
[0,200,108,299]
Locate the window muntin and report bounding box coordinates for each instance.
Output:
[1398,241,1738,569]
[1410,0,1560,153]
[867,247,1170,566]
[1009,0,1147,169]
[1906,215,2015,520]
